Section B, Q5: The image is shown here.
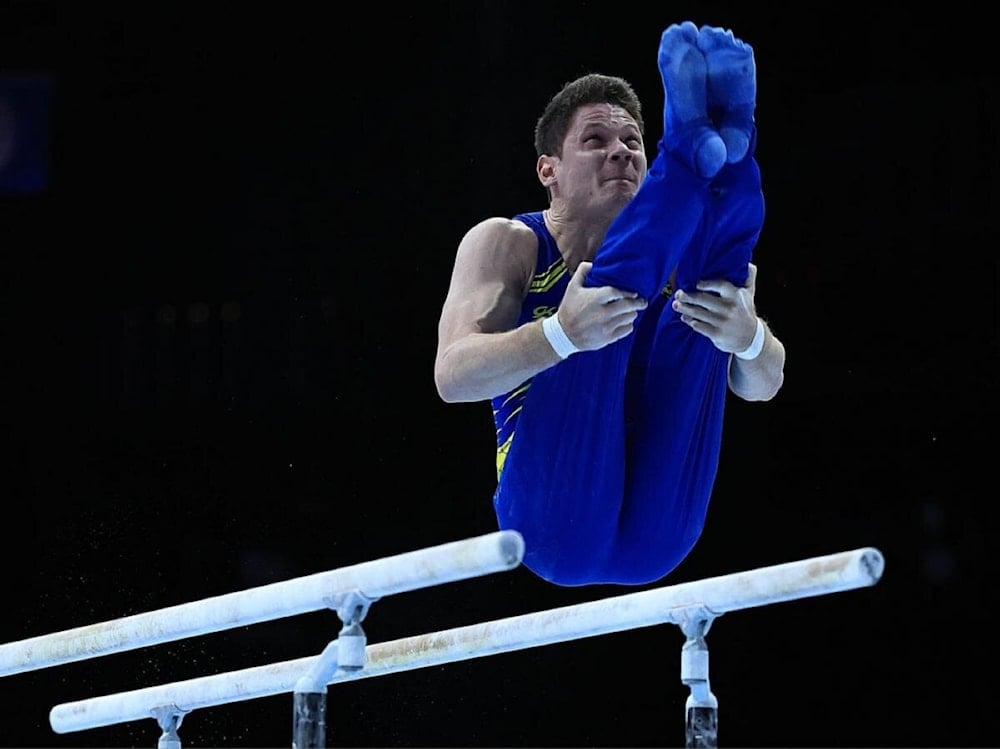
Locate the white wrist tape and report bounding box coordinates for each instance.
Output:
[542,313,579,359]
[735,317,766,361]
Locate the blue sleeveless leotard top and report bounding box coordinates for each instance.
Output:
[490,211,568,479]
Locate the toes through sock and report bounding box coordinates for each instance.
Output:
[658,22,726,179]
[697,25,756,164]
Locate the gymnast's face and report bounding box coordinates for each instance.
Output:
[541,102,647,218]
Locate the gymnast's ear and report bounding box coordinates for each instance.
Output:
[537,154,558,188]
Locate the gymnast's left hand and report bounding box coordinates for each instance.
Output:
[671,262,759,354]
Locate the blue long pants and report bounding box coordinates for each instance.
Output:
[493,136,764,586]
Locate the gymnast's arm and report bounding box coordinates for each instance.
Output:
[434,217,648,403]
[727,321,785,401]
[670,261,786,402]
[434,217,562,404]
[725,261,785,401]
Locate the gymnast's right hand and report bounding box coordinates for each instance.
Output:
[556,261,647,351]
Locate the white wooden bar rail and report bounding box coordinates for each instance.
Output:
[0,530,525,678]
[47,546,884,735]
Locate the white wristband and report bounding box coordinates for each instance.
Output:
[735,317,765,360]
[542,313,579,359]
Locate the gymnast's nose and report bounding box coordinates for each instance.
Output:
[609,140,633,161]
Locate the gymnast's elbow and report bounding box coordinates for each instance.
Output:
[434,367,461,403]
[436,382,470,404]
[434,357,476,404]
[728,354,785,402]
[747,372,784,401]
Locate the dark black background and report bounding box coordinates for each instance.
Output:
[1,2,997,747]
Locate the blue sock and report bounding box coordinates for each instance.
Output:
[698,25,756,164]
[659,22,727,179]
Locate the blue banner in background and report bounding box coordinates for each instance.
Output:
[0,73,53,195]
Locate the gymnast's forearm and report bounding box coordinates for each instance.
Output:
[434,322,560,403]
[727,322,785,401]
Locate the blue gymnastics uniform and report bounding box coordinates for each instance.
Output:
[490,211,569,482]
[492,134,764,587]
